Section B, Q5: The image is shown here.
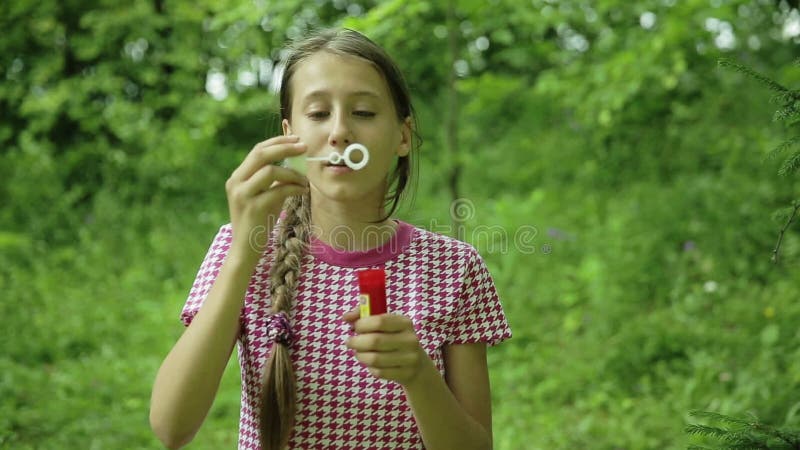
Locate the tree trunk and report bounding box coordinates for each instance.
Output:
[445,0,464,241]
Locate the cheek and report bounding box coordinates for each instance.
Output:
[290,122,323,143]
[370,152,398,175]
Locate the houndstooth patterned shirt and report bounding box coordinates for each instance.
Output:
[181,219,512,449]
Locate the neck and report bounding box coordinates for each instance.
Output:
[309,196,397,252]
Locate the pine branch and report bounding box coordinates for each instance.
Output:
[778,151,800,177]
[721,432,768,447]
[719,58,793,95]
[769,429,800,449]
[687,424,735,439]
[690,410,756,427]
[749,417,800,446]
[686,425,764,447]
[716,59,800,264]
[772,200,800,264]
[775,109,800,123]
[774,101,800,123]
[771,89,800,126]
[724,443,768,450]
[686,410,800,449]
[723,443,769,450]
[771,91,800,108]
[765,136,800,162]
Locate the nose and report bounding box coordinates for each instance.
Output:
[328,112,352,148]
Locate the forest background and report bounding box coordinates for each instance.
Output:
[2,0,800,449]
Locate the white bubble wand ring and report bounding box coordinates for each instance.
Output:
[305,143,370,170]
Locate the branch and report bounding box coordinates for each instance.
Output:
[689,410,755,427]
[765,136,800,162]
[750,420,800,448]
[718,58,792,95]
[772,199,800,264]
[778,151,800,177]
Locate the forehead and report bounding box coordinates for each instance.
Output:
[290,51,392,102]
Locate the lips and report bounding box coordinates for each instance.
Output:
[325,164,353,173]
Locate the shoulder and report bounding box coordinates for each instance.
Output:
[217,223,233,241]
[403,222,484,267]
[210,222,279,256]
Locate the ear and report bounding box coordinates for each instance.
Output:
[282,118,292,136]
[397,117,412,157]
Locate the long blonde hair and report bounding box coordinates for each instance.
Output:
[259,28,418,449]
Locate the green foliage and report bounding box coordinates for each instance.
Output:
[687,410,800,449]
[475,175,800,449]
[719,58,800,177]
[716,57,800,264]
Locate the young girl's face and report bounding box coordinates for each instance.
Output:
[282,51,410,210]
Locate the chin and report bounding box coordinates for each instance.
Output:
[311,183,384,206]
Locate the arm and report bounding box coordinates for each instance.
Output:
[149,253,257,449]
[150,135,309,449]
[403,343,493,450]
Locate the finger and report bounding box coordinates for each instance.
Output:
[231,136,306,182]
[354,351,418,369]
[342,307,360,324]
[353,314,412,334]
[346,333,401,352]
[234,135,300,173]
[252,184,309,208]
[367,367,414,382]
[240,164,309,198]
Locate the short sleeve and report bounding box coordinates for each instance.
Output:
[446,247,512,346]
[180,224,233,327]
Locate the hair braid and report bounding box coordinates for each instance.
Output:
[260,192,311,450]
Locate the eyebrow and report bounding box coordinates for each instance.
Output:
[302,89,382,101]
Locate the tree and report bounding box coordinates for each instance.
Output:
[718,58,800,264]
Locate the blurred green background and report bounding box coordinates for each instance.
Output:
[2,0,800,449]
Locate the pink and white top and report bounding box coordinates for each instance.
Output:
[181,219,512,449]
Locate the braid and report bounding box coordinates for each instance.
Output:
[260,192,311,450]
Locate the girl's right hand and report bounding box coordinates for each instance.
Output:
[225,135,309,263]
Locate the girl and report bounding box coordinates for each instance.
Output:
[149,28,511,450]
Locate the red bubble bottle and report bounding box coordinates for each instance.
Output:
[357,269,387,318]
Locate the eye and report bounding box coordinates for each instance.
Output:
[353,110,376,118]
[307,111,330,120]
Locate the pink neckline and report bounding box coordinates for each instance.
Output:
[308,220,414,268]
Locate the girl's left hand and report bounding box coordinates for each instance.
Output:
[342,308,426,386]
